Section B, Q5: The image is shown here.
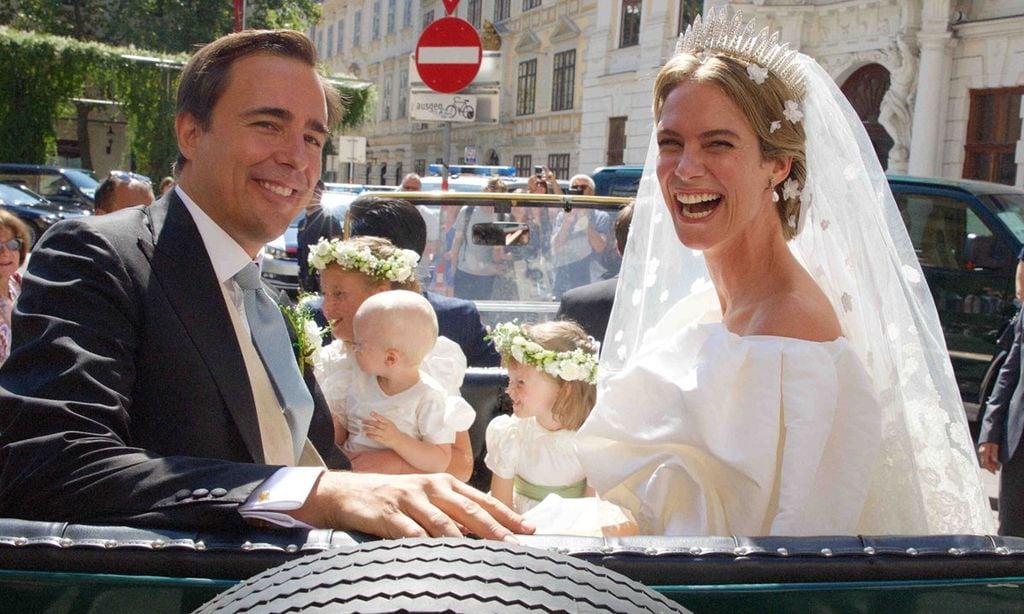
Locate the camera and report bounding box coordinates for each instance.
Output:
[567,186,585,196]
[533,165,544,177]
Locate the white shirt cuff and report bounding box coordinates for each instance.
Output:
[238,466,326,529]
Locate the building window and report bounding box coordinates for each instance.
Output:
[678,0,700,34]
[353,10,362,47]
[415,159,426,176]
[326,24,335,56]
[387,0,396,34]
[512,155,533,177]
[467,0,482,28]
[315,29,324,58]
[383,76,393,121]
[337,19,345,53]
[495,0,511,20]
[398,69,408,118]
[523,0,541,10]
[964,87,1023,185]
[620,0,641,48]
[548,154,570,180]
[403,0,413,28]
[372,1,381,40]
[516,59,537,116]
[607,117,627,165]
[422,10,434,29]
[551,49,575,111]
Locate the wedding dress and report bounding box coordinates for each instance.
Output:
[576,10,994,536]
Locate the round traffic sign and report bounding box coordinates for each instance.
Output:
[415,17,483,94]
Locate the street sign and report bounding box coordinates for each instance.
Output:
[336,135,366,163]
[409,92,477,123]
[414,17,482,94]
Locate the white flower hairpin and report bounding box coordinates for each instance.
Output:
[783,100,803,123]
[769,120,782,133]
[782,178,801,201]
[746,63,768,84]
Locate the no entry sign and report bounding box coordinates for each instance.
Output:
[415,17,483,94]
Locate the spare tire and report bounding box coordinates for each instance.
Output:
[197,537,687,613]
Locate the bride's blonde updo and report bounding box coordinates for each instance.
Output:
[653,52,807,240]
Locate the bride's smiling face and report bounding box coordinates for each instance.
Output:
[656,80,787,253]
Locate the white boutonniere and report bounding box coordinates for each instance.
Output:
[281,298,327,370]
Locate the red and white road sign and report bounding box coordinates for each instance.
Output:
[414,17,482,94]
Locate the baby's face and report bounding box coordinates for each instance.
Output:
[351,320,389,376]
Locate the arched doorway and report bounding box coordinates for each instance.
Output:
[841,64,894,169]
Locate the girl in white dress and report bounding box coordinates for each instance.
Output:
[309,236,476,477]
[577,9,994,536]
[484,320,598,513]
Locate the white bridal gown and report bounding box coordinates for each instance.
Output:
[577,289,882,536]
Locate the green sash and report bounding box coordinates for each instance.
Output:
[514,474,587,502]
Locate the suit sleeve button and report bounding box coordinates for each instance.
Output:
[210,488,228,498]
[191,488,210,498]
[174,489,191,501]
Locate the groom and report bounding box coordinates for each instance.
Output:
[0,29,527,541]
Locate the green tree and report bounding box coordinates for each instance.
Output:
[0,0,322,54]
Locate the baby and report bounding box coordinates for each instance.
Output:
[338,290,466,473]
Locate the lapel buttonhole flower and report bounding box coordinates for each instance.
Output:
[783,100,804,123]
[747,63,769,84]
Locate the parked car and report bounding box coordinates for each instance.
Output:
[0,163,98,211]
[261,190,359,297]
[0,182,90,247]
[2,187,1023,612]
[592,164,644,196]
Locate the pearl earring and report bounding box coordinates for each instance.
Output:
[769,179,779,203]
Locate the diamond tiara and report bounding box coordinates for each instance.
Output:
[676,8,806,99]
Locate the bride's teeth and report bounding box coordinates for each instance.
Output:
[681,207,713,219]
[675,193,719,219]
[259,180,293,197]
[677,193,719,205]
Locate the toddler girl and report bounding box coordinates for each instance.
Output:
[485,320,599,513]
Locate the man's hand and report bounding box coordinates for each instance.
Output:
[979,442,1001,473]
[289,471,534,540]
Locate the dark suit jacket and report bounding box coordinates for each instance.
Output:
[424,291,501,367]
[0,193,341,530]
[555,277,618,346]
[980,308,1024,463]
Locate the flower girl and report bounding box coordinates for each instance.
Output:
[484,320,599,513]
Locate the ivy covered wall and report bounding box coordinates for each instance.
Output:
[0,27,373,179]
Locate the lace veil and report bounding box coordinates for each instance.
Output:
[600,10,993,534]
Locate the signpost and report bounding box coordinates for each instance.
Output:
[414,17,483,94]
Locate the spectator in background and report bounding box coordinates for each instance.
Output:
[399,172,440,283]
[158,176,176,197]
[400,173,422,191]
[0,211,30,366]
[93,171,155,215]
[549,174,610,298]
[556,201,633,345]
[448,177,505,300]
[345,194,501,367]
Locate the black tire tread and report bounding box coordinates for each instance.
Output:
[198,538,686,613]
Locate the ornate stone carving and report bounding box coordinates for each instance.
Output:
[878,35,919,172]
[481,20,502,51]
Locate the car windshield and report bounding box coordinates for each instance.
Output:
[0,183,45,206]
[62,169,99,198]
[985,192,1024,246]
[380,192,629,330]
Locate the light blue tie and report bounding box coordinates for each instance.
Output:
[234,262,314,463]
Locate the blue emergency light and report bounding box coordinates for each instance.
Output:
[427,164,516,177]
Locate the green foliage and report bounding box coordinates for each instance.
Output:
[0,0,323,54]
[0,27,373,179]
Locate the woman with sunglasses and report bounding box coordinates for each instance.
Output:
[0,210,31,365]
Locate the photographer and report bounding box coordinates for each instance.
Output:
[547,173,611,298]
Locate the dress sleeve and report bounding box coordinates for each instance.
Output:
[417,387,458,445]
[313,341,354,420]
[423,336,468,394]
[484,415,519,479]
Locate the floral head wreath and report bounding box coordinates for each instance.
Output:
[487,321,598,385]
[307,237,420,284]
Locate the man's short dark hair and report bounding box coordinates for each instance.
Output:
[345,195,427,256]
[93,177,118,213]
[614,200,634,254]
[174,29,344,171]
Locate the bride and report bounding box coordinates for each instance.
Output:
[576,10,993,536]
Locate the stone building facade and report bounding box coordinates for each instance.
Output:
[314,0,1024,187]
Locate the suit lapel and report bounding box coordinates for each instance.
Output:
[138,194,266,463]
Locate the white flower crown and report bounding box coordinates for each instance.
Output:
[487,321,598,385]
[307,237,420,283]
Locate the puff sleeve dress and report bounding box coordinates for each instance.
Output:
[576,291,882,536]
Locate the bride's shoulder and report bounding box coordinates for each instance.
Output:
[747,285,842,343]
